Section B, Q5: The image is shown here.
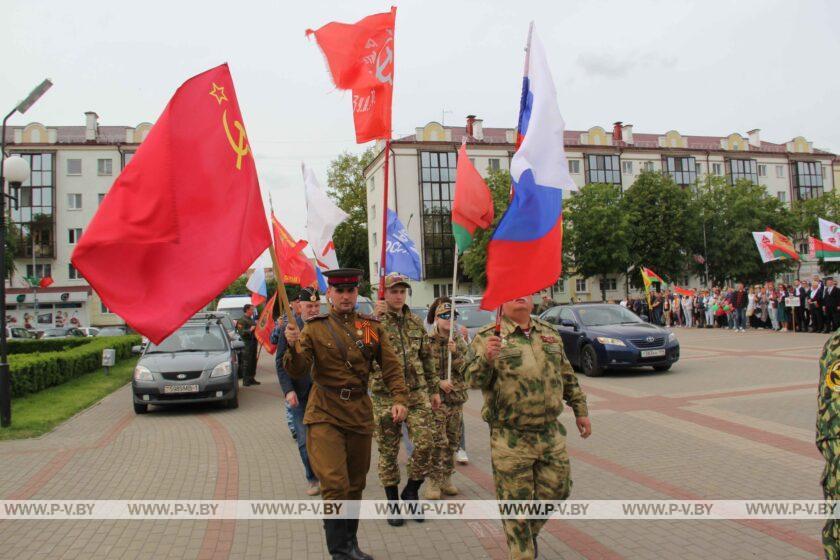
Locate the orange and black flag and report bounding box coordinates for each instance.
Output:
[255,293,278,354]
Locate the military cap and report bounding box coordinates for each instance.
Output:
[323,268,364,288]
[383,272,411,289]
[435,302,459,318]
[297,287,320,302]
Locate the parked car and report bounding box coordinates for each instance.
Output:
[79,327,100,337]
[456,304,497,340]
[452,295,483,306]
[96,326,128,337]
[41,327,87,339]
[6,327,37,339]
[540,303,680,377]
[131,322,244,414]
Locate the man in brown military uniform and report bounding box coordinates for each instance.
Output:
[284,269,408,560]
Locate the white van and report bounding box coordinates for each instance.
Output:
[216,295,253,323]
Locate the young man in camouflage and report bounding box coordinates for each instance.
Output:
[371,272,442,525]
[464,296,592,560]
[424,299,470,500]
[817,330,840,559]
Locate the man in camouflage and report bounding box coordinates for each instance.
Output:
[464,295,592,560]
[235,304,260,386]
[425,299,470,499]
[818,330,840,559]
[372,272,441,525]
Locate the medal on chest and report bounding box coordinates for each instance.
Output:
[355,320,379,344]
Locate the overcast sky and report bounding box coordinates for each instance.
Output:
[4,0,839,267]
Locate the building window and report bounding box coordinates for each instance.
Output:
[12,153,55,259]
[758,164,767,177]
[122,152,134,168]
[643,161,654,172]
[420,151,457,278]
[728,159,758,184]
[665,156,697,186]
[586,154,621,185]
[26,264,51,278]
[568,160,580,174]
[777,191,787,203]
[793,161,823,200]
[97,158,113,176]
[67,193,82,210]
[798,242,809,255]
[368,178,374,192]
[68,264,83,280]
[433,283,453,298]
[68,228,83,244]
[67,159,82,176]
[101,302,112,314]
[695,162,702,175]
[775,165,785,178]
[98,193,106,206]
[488,158,500,172]
[575,278,587,292]
[599,278,618,292]
[622,161,633,174]
[372,232,377,248]
[370,204,376,221]
[555,278,565,292]
[712,163,722,176]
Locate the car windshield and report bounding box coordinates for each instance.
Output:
[97,327,125,336]
[577,305,644,327]
[146,325,228,353]
[220,307,246,322]
[43,328,68,337]
[457,306,496,328]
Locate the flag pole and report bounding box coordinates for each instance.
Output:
[268,195,300,352]
[377,139,392,299]
[446,249,459,381]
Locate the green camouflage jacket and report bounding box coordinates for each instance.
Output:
[817,331,840,447]
[235,315,256,341]
[428,325,469,405]
[369,305,438,405]
[463,315,588,431]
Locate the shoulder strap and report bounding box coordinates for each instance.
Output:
[330,316,374,363]
[323,319,353,371]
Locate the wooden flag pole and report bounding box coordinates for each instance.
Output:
[446,250,459,381]
[268,195,300,352]
[378,139,392,300]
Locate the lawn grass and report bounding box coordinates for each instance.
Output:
[0,357,136,441]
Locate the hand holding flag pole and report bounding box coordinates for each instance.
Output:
[268,194,300,352]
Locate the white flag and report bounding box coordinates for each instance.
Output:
[752,231,777,263]
[818,217,840,261]
[303,163,349,270]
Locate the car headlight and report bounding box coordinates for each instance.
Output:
[133,365,154,381]
[210,362,232,378]
[596,337,626,346]
[668,332,677,342]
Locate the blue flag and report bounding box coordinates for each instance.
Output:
[386,209,422,280]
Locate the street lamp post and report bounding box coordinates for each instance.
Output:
[0,79,52,428]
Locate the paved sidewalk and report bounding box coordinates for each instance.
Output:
[0,327,830,559]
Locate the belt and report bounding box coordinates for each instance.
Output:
[314,381,367,401]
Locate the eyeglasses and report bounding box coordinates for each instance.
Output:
[438,313,452,320]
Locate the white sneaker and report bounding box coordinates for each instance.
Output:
[455,449,469,464]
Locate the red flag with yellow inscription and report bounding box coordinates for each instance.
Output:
[255,293,278,354]
[71,64,271,344]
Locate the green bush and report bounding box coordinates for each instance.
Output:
[8,337,91,355]
[10,335,140,398]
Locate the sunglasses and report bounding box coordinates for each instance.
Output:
[438,312,460,320]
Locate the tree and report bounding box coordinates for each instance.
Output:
[622,171,695,289]
[565,183,630,302]
[688,176,795,285]
[791,190,840,275]
[327,148,375,279]
[460,169,513,288]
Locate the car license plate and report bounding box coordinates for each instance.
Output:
[163,384,200,394]
[641,349,666,358]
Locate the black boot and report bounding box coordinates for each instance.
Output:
[346,518,374,560]
[400,479,424,523]
[323,519,353,560]
[533,534,539,558]
[383,485,403,527]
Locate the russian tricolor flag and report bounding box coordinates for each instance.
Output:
[481,24,577,311]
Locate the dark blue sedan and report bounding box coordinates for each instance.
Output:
[540,304,679,377]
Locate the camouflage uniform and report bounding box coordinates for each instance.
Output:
[235,314,257,384]
[464,316,588,560]
[818,331,840,559]
[370,305,440,486]
[428,325,469,486]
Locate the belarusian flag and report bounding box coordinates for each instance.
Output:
[810,236,840,260]
[765,228,800,261]
[39,276,54,288]
[451,141,494,254]
[641,267,667,289]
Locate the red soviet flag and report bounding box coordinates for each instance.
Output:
[307,7,395,142]
[272,214,318,288]
[72,64,271,344]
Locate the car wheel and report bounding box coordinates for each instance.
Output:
[225,393,239,409]
[133,402,148,414]
[653,364,672,372]
[580,345,603,377]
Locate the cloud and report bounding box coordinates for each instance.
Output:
[577,50,677,78]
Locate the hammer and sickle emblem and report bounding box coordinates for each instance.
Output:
[375,41,393,85]
[222,109,250,170]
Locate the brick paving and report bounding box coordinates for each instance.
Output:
[0,327,832,559]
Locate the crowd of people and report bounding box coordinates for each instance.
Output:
[621,275,840,333]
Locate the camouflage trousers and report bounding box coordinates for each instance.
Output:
[490,422,571,560]
[429,402,463,484]
[819,439,840,559]
[372,393,437,486]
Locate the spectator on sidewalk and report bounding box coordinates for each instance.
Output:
[732,283,748,332]
[809,279,825,333]
[823,277,839,333]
